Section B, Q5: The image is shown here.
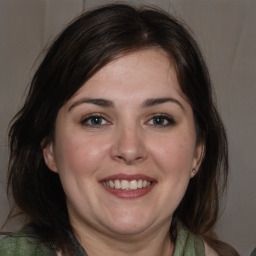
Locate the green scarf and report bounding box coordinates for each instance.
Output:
[0,222,205,256]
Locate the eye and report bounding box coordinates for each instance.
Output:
[81,114,110,127]
[148,114,175,127]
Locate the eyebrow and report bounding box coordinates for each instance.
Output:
[142,97,185,111]
[68,97,184,112]
[68,98,114,111]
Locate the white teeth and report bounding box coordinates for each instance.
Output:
[142,180,148,188]
[129,180,137,190]
[103,179,152,190]
[109,180,115,188]
[137,179,143,188]
[121,180,129,190]
[114,180,121,189]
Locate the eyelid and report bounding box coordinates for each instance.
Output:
[146,113,176,127]
[80,113,111,127]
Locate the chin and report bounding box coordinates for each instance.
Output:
[100,210,158,236]
[105,222,150,236]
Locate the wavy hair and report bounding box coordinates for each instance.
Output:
[7,4,237,255]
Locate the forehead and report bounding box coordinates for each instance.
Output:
[71,49,182,99]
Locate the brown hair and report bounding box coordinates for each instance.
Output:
[6,3,238,255]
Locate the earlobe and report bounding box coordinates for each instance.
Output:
[191,142,205,178]
[42,142,58,173]
[190,168,197,178]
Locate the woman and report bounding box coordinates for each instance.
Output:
[0,4,239,256]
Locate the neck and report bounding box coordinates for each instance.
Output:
[72,221,174,256]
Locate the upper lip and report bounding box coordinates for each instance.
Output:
[99,173,156,182]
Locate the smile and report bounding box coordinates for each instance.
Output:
[102,179,152,190]
[100,174,156,199]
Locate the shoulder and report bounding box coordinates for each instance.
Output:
[204,241,218,256]
[175,222,220,256]
[0,227,56,256]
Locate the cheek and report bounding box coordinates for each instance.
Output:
[148,133,195,175]
[54,132,108,177]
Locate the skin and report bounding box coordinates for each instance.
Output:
[43,49,204,256]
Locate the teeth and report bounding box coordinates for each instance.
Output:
[121,180,129,190]
[130,180,137,190]
[142,180,148,187]
[137,179,142,188]
[109,180,115,188]
[103,179,152,190]
[114,180,121,189]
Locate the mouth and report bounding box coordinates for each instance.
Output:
[99,174,156,199]
[102,179,153,190]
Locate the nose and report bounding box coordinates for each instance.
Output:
[110,126,148,165]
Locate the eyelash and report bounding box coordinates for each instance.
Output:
[80,114,110,127]
[80,114,175,128]
[147,114,175,127]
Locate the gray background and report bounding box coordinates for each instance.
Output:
[0,0,255,255]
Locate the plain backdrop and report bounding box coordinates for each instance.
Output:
[0,0,255,255]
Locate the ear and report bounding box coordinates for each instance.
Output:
[190,141,205,178]
[42,141,58,173]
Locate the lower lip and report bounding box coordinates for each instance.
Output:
[101,183,155,199]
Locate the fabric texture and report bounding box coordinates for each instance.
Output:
[0,222,205,255]
[174,222,205,256]
[0,227,57,256]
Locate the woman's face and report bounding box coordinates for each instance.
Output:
[43,49,203,238]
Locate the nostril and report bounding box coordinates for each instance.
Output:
[110,132,148,164]
[113,153,146,165]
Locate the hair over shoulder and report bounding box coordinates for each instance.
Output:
[6,3,238,256]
